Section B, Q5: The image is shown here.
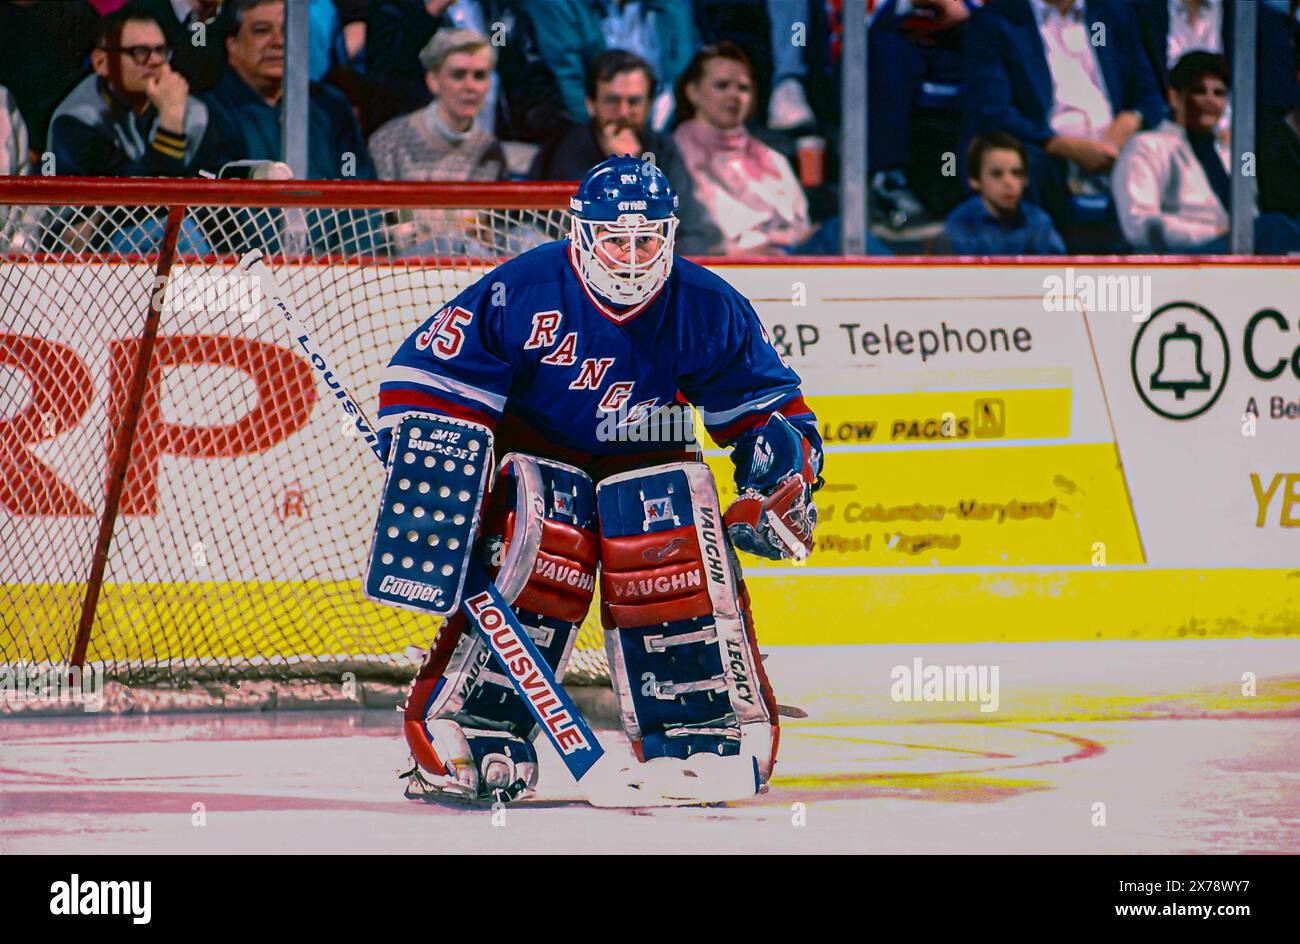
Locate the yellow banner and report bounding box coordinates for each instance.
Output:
[712,442,1143,567]
[695,388,1073,449]
[809,388,1072,445]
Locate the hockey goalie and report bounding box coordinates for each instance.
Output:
[377,155,823,806]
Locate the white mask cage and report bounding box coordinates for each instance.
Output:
[571,213,678,306]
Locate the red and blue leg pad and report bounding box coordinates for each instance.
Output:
[595,461,778,781]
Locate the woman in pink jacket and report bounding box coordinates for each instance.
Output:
[672,43,812,256]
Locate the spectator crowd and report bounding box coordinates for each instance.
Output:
[1,0,1299,255]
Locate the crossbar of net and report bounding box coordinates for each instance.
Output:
[0,192,612,693]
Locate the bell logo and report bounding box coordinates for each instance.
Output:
[1149,322,1212,400]
[1130,302,1229,420]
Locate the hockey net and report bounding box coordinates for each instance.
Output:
[0,177,614,709]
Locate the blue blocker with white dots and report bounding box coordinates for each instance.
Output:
[364,413,492,615]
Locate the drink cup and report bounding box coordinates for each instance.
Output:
[796,136,825,188]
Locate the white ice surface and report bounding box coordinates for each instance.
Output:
[2,640,1298,853]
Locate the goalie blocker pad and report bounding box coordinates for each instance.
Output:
[364,413,493,616]
[596,461,777,783]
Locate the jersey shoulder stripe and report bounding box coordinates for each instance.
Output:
[376,391,498,431]
[381,364,508,413]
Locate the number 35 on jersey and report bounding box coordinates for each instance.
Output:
[416,305,474,360]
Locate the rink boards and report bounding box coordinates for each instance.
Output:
[720,260,1299,640]
[2,259,1297,662]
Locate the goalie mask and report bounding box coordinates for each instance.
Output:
[570,155,679,307]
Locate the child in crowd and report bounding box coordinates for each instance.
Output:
[945,132,1065,255]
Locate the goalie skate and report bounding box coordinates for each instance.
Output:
[398,720,539,805]
[582,752,763,808]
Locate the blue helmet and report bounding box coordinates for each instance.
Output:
[570,155,679,308]
[570,154,680,220]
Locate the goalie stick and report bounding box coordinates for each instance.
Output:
[238,249,605,783]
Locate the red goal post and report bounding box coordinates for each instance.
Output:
[0,176,619,706]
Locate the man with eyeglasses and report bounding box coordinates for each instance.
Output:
[122,0,231,92]
[47,8,215,176]
[528,49,722,255]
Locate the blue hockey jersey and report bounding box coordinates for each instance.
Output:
[378,240,819,481]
